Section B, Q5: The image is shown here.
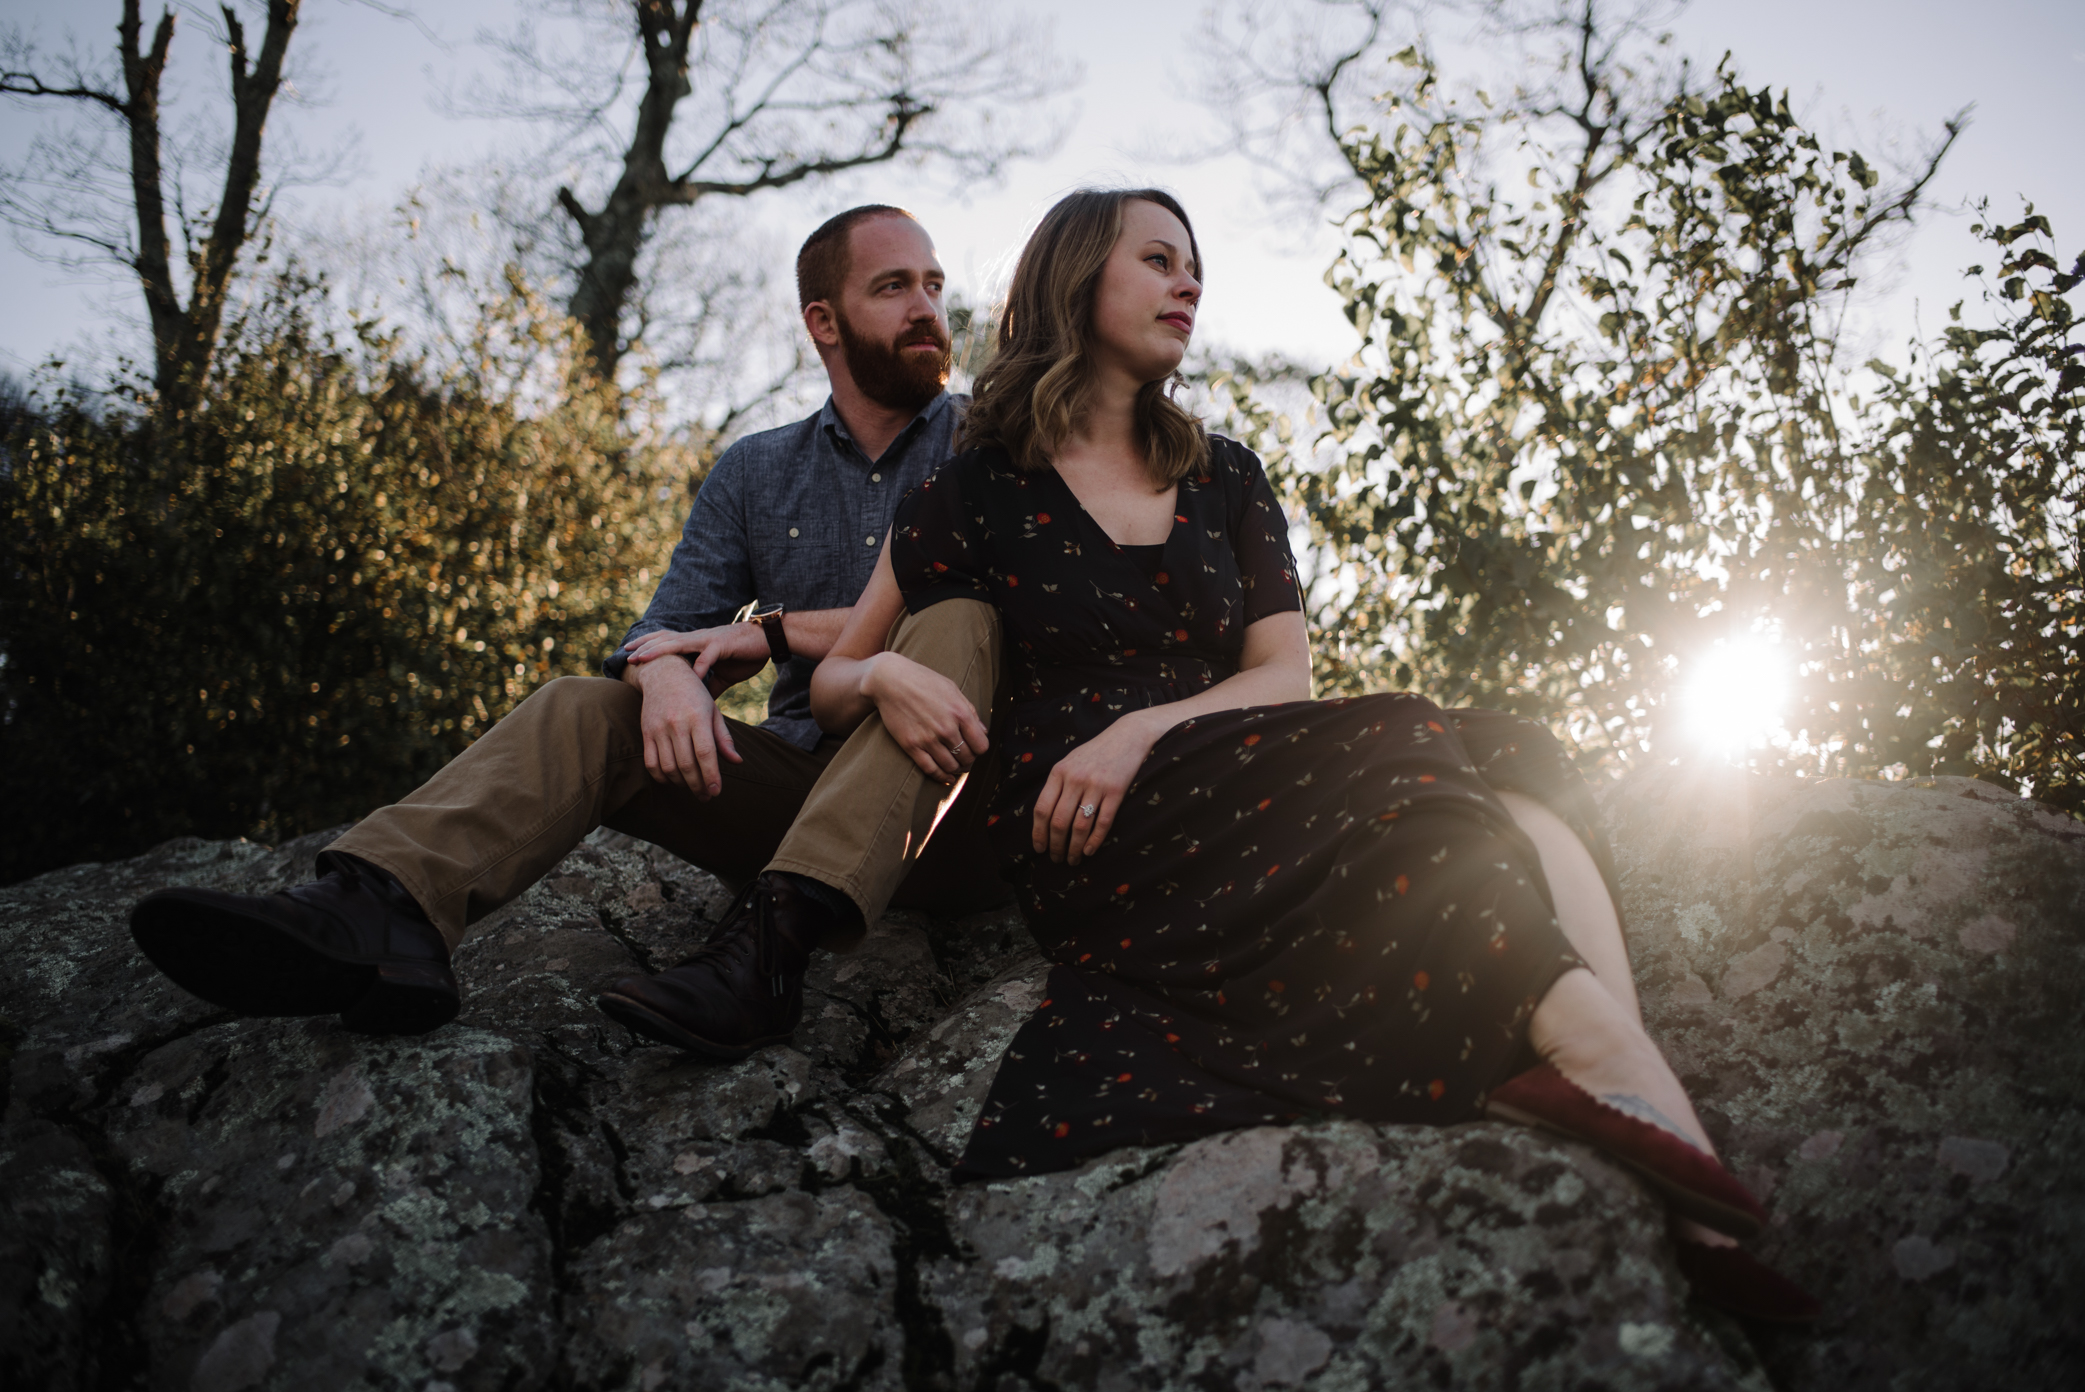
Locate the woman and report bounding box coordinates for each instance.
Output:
[814,189,1814,1321]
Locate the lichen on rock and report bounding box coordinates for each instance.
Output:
[2,770,2080,1390]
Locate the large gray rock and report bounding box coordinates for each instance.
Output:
[1608,769,2085,1391]
[921,1123,1769,1391]
[1,770,2079,1390]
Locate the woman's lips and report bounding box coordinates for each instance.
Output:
[1160,313,1194,332]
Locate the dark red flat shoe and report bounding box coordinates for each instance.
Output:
[1485,1062,1767,1239]
[1675,1240,1822,1323]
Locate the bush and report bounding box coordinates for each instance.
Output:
[1836,218,2083,808]
[1218,51,2080,810]
[0,278,694,883]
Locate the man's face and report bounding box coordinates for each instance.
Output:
[830,216,951,413]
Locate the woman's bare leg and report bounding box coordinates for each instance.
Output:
[1499,791,1736,1247]
[1526,969,1713,1150]
[1496,791,1636,1019]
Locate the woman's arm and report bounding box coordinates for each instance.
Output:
[808,546,908,732]
[1034,609,1311,866]
[809,542,991,786]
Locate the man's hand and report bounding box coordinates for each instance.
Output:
[625,651,743,798]
[860,651,990,786]
[622,622,771,694]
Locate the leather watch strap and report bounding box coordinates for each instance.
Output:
[752,604,790,664]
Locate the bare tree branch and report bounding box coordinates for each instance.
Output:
[340,0,452,53]
[0,71,128,114]
[463,0,1072,381]
[1186,0,1411,220]
[2,0,303,419]
[182,2,300,381]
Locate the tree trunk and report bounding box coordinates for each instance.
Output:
[117,0,183,411]
[555,0,931,385]
[115,0,300,422]
[560,1,704,383]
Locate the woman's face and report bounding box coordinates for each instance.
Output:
[1088,198,1201,387]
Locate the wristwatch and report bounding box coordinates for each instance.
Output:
[742,601,791,664]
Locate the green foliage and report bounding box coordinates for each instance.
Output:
[0,275,694,883]
[1231,45,2080,809]
[1839,217,2082,807]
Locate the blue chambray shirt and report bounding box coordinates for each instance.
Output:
[604,391,966,749]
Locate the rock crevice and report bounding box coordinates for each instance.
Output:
[4,771,2081,1390]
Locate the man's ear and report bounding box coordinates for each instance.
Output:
[803,300,842,350]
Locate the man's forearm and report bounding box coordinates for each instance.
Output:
[615,606,855,687]
[622,650,669,692]
[774,608,851,662]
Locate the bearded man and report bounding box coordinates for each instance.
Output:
[129,206,1008,1058]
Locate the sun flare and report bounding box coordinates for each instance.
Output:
[1680,638,1790,756]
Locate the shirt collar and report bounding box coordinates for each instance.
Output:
[818,390,952,460]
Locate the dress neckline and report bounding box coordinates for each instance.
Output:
[1044,465,1180,550]
[1120,541,1167,578]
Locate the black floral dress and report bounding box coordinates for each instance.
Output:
[890,439,1596,1178]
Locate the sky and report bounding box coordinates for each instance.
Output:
[2,0,2081,386]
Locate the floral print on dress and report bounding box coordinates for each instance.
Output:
[891,438,1592,1178]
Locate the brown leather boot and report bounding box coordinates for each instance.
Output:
[596,872,838,1060]
[130,851,458,1035]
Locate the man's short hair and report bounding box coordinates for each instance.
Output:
[796,205,916,310]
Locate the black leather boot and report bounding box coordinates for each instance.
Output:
[596,872,839,1060]
[130,850,459,1035]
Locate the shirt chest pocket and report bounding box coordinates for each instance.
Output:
[749,519,858,609]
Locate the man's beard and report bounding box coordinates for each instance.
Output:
[836,310,952,413]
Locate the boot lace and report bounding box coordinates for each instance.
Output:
[674,882,790,998]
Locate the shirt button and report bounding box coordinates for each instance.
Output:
[789,527,799,538]
[871,472,882,482]
[864,535,876,546]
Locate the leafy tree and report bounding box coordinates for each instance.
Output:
[1836,214,2082,807]
[0,272,690,883]
[1209,7,2079,808]
[1299,38,1948,741]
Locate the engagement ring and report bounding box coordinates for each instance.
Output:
[1077,804,1097,818]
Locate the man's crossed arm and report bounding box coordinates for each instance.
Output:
[616,609,852,799]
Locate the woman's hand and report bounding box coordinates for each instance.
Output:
[862,652,990,785]
[1032,710,1163,865]
[622,623,770,694]
[1025,613,1308,866]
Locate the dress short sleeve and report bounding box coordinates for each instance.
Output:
[1220,438,1305,625]
[890,455,993,613]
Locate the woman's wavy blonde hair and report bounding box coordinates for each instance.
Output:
[962,188,1209,485]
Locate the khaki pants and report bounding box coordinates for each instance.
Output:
[331,599,1005,950]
